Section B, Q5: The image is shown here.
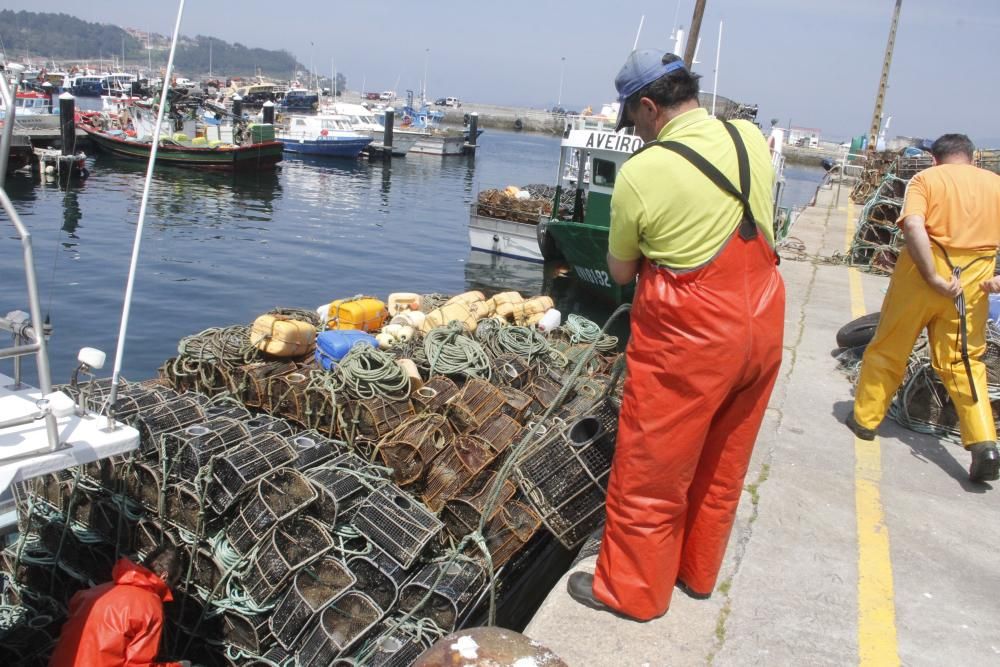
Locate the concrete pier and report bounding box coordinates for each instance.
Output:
[524,184,1000,666]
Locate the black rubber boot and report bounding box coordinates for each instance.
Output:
[566,572,648,621]
[846,411,876,441]
[968,442,1000,483]
[676,579,712,600]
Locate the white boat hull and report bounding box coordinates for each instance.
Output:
[401,131,467,156]
[369,131,419,156]
[469,212,544,262]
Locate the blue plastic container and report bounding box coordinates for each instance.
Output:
[315,330,378,369]
[989,293,1000,323]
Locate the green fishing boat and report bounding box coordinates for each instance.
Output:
[541,113,643,303]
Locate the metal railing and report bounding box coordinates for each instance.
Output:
[0,67,62,453]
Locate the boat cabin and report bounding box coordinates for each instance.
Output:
[236,84,279,105]
[554,115,643,228]
[282,114,364,139]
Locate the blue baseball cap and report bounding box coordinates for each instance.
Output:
[614,50,688,131]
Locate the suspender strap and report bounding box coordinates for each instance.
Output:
[723,121,751,202]
[651,121,759,240]
[929,238,994,404]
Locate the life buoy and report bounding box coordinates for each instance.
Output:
[320,128,329,137]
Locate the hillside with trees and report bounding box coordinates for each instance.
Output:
[0,10,307,78]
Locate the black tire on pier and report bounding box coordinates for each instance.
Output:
[513,118,524,131]
[836,311,881,349]
[537,219,563,261]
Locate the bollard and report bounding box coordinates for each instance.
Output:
[383,107,394,157]
[262,101,275,125]
[232,94,243,120]
[468,112,479,148]
[59,93,76,156]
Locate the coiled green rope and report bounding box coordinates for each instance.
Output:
[424,323,492,380]
[337,344,410,401]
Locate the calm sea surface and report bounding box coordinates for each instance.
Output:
[1,129,823,383]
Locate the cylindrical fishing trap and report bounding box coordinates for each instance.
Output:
[297,591,383,665]
[376,414,453,487]
[224,467,317,556]
[207,431,297,514]
[398,558,488,632]
[422,435,496,512]
[515,398,619,548]
[243,516,334,606]
[352,484,444,569]
[268,556,357,650]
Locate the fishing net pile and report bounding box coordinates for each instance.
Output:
[475,184,582,225]
[1,291,628,666]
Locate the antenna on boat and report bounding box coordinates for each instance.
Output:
[104,0,187,429]
[632,15,645,51]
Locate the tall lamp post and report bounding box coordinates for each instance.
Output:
[557,56,566,107]
[422,48,430,104]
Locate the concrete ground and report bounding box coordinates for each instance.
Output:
[524,185,1000,666]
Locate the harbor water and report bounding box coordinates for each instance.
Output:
[0,129,823,384]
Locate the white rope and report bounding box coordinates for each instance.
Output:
[105,0,187,426]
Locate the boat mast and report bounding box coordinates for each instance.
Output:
[867,0,903,154]
[683,0,708,68]
[105,0,188,426]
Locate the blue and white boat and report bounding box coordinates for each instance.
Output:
[69,74,106,97]
[276,114,373,157]
[278,88,319,111]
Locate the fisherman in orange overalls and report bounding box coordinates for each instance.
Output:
[566,50,785,621]
[49,546,188,667]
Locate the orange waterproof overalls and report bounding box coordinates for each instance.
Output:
[593,128,786,621]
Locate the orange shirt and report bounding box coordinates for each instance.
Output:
[900,163,1000,250]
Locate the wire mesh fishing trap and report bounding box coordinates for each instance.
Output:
[515,398,619,548]
[347,546,410,612]
[135,394,208,458]
[353,484,444,569]
[224,468,318,556]
[268,556,357,650]
[207,431,297,514]
[242,516,335,606]
[376,414,454,487]
[422,435,497,512]
[398,558,488,632]
[297,591,384,664]
[306,453,388,525]
[164,417,250,479]
[410,375,460,413]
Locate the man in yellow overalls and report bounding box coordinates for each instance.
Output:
[849,134,1000,484]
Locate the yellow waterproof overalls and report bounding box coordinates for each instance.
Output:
[854,243,996,447]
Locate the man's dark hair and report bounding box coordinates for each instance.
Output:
[142,545,181,587]
[626,53,702,117]
[931,134,975,162]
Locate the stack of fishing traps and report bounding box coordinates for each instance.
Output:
[0,292,625,666]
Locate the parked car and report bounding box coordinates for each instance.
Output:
[434,97,448,106]
[379,90,395,101]
[365,92,382,100]
[445,97,461,108]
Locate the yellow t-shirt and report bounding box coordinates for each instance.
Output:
[900,163,1000,250]
[607,108,775,269]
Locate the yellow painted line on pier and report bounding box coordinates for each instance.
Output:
[845,199,901,666]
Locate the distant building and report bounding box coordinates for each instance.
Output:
[788,127,821,148]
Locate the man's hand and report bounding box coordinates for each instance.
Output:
[981,276,1000,294]
[927,274,962,299]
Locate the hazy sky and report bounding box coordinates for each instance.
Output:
[6,1,1000,144]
